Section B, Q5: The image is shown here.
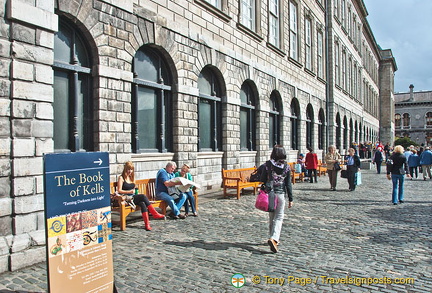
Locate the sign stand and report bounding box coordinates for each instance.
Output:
[44,152,114,293]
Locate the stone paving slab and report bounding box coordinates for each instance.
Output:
[0,169,431,292]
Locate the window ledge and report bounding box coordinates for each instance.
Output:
[317,76,327,85]
[288,57,303,68]
[237,23,263,42]
[266,42,286,57]
[194,0,231,22]
[305,68,316,77]
[197,151,224,159]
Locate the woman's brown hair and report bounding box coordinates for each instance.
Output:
[121,161,135,182]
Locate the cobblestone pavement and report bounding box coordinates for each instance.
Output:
[1,168,431,292]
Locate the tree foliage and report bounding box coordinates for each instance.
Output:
[394,137,418,149]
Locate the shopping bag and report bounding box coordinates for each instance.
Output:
[294,163,302,173]
[355,172,362,185]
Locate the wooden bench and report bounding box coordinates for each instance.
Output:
[221,167,261,200]
[288,162,304,184]
[318,160,327,176]
[110,178,198,230]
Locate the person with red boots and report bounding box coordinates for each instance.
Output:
[117,161,165,230]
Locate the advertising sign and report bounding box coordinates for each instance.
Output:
[44,152,113,293]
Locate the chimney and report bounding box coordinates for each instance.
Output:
[409,84,414,101]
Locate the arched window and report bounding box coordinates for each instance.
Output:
[343,116,348,149]
[359,122,362,143]
[318,109,325,150]
[354,121,358,145]
[336,113,341,149]
[240,81,256,151]
[53,19,93,152]
[132,46,173,152]
[290,99,300,150]
[349,118,353,146]
[426,112,432,127]
[269,91,281,147]
[402,113,410,127]
[394,113,401,127]
[198,67,222,151]
[306,104,314,148]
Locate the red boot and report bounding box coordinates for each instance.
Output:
[142,212,152,231]
[147,205,165,219]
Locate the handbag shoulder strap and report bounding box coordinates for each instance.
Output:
[266,161,273,182]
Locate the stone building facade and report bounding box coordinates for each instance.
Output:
[0,0,395,271]
[394,85,432,146]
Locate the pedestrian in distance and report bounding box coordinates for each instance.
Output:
[372,147,384,174]
[297,153,307,180]
[325,145,342,191]
[419,146,432,180]
[259,145,293,253]
[407,149,420,179]
[117,161,166,231]
[344,148,360,191]
[386,145,411,205]
[305,147,318,183]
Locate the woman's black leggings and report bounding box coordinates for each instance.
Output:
[133,194,150,212]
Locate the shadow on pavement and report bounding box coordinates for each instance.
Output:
[164,240,273,255]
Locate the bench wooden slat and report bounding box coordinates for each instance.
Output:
[221,167,261,200]
[288,162,304,184]
[318,160,327,176]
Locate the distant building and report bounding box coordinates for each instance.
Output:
[394,85,432,146]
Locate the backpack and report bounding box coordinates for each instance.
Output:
[249,163,267,182]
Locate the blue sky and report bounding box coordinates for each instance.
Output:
[363,0,432,93]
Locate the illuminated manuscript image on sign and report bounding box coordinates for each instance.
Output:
[44,152,113,293]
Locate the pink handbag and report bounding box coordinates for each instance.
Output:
[255,189,277,212]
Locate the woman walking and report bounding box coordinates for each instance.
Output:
[387,145,410,205]
[259,145,293,253]
[372,147,384,174]
[305,147,318,183]
[325,145,342,191]
[344,148,361,191]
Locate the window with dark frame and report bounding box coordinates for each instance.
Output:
[394,113,401,128]
[402,113,410,128]
[317,30,324,78]
[132,46,173,153]
[269,92,281,147]
[289,1,298,60]
[240,82,256,151]
[306,104,314,148]
[343,117,348,149]
[336,114,341,149]
[305,17,312,70]
[240,0,256,31]
[318,109,325,150]
[290,100,299,150]
[53,19,93,152]
[198,67,222,151]
[269,0,280,47]
[426,112,432,127]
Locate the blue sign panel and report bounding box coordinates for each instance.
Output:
[44,152,114,293]
[44,152,110,218]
